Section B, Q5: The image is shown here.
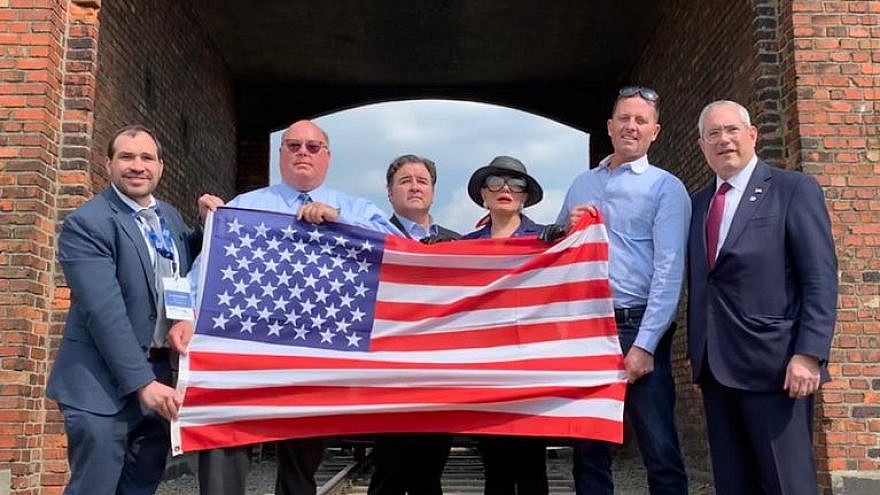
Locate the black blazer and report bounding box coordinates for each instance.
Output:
[687,160,838,391]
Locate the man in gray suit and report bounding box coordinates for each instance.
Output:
[47,125,199,495]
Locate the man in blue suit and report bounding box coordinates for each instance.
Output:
[48,125,199,494]
[687,100,837,495]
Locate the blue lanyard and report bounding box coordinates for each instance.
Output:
[137,212,176,262]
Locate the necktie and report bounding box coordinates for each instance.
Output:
[706,182,732,270]
[138,207,174,347]
[298,193,312,206]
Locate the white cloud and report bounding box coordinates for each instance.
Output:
[526,188,567,226]
[434,188,486,234]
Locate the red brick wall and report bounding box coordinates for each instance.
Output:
[36,0,236,494]
[236,133,270,194]
[0,0,70,492]
[781,1,880,490]
[88,0,238,223]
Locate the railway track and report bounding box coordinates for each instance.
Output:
[318,446,576,495]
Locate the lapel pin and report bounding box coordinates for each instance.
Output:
[754,187,763,194]
[748,196,757,202]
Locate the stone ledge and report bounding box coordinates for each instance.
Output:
[831,470,880,495]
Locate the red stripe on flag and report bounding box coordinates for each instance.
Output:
[383,235,549,256]
[180,410,624,452]
[369,317,618,351]
[183,382,628,408]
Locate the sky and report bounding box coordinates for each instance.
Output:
[269,99,591,234]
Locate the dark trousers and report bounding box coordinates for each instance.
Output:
[368,434,452,495]
[61,359,172,495]
[198,438,325,495]
[573,320,687,495]
[480,436,548,495]
[275,437,326,495]
[198,446,250,495]
[701,369,818,495]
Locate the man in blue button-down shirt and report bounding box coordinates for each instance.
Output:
[172,120,402,495]
[556,87,691,495]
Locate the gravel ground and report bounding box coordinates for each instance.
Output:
[157,446,714,495]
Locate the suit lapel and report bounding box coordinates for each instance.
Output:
[717,161,773,262]
[104,189,157,300]
[694,184,714,262]
[389,215,413,239]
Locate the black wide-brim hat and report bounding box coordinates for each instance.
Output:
[467,155,544,208]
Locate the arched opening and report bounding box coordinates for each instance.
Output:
[267,99,590,233]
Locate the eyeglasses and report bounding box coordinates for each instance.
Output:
[702,125,744,144]
[283,140,327,154]
[483,175,528,193]
[618,86,659,102]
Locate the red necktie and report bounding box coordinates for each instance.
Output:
[706,182,732,269]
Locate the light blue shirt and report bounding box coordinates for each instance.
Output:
[189,182,401,298]
[556,154,691,353]
[393,214,438,241]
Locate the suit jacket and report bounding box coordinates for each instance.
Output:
[47,188,199,414]
[389,214,461,241]
[687,160,837,391]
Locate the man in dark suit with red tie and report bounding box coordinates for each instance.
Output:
[687,100,838,495]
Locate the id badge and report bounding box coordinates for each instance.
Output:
[163,276,194,321]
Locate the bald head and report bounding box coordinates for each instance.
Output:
[278,120,331,192]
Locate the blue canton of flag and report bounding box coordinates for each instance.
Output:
[195,207,386,351]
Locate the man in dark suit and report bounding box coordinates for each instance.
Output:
[687,100,837,495]
[47,125,199,495]
[368,154,459,495]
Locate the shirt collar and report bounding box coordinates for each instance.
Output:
[717,155,758,192]
[394,214,437,239]
[276,182,331,208]
[597,154,650,174]
[112,184,155,213]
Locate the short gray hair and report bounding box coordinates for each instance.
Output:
[697,100,751,136]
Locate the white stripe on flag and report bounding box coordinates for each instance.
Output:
[189,334,622,363]
[372,298,615,335]
[178,397,626,426]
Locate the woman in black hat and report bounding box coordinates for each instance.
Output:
[462,155,549,494]
[462,155,545,241]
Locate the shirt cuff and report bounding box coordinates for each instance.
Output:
[633,330,661,355]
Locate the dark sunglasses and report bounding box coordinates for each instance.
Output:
[283,140,327,154]
[618,86,659,102]
[483,175,528,193]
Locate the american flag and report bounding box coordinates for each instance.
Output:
[171,206,625,454]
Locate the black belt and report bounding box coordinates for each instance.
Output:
[614,307,646,324]
[147,347,170,361]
